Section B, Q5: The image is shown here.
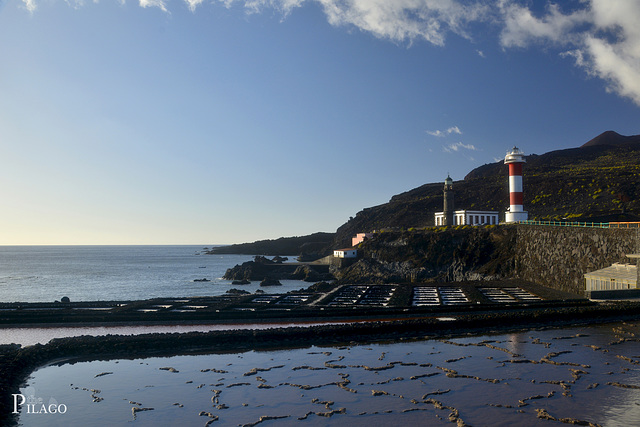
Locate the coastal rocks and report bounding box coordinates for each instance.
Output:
[223,260,271,281]
[333,258,432,284]
[232,280,251,285]
[260,279,282,287]
[224,256,333,282]
[291,265,333,282]
[226,288,250,295]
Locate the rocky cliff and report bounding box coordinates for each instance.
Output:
[335,226,517,284]
[335,224,639,295]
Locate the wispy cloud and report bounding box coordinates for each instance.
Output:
[185,0,205,12]
[314,0,489,46]
[427,126,462,137]
[18,0,640,107]
[139,0,169,13]
[21,0,37,12]
[443,141,477,153]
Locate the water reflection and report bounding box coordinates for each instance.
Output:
[17,322,640,426]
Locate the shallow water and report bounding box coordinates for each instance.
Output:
[17,321,640,426]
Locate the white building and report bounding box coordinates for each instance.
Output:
[434,210,499,226]
[333,248,358,259]
[584,263,637,291]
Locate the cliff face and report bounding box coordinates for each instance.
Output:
[337,224,639,295]
[335,226,517,284]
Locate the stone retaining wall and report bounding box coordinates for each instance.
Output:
[514,225,640,295]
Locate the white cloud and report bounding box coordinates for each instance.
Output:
[574,1,640,106]
[185,0,205,12]
[139,0,169,12]
[498,0,640,107]
[427,126,462,137]
[315,0,488,46]
[240,0,305,15]
[443,141,477,153]
[499,1,589,48]
[447,125,462,135]
[21,0,37,12]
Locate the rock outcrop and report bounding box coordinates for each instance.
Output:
[223,256,333,282]
[334,226,516,284]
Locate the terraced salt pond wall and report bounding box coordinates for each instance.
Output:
[18,321,640,426]
[0,322,348,347]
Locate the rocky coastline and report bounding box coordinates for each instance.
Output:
[222,255,334,282]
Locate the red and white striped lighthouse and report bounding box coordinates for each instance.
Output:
[504,147,528,223]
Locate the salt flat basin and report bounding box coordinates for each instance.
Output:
[17,321,640,427]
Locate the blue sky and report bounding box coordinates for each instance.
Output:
[1,0,639,245]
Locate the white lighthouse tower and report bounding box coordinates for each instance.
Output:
[504,146,528,223]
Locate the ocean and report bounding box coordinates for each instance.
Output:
[0,245,309,303]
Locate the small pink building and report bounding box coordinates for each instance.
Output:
[352,233,374,246]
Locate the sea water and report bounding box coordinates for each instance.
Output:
[17,321,640,426]
[0,246,310,303]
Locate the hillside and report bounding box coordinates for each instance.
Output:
[208,232,335,258]
[335,131,640,247]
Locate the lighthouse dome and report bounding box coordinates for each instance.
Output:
[504,147,526,164]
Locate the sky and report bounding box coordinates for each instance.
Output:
[0,0,639,245]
